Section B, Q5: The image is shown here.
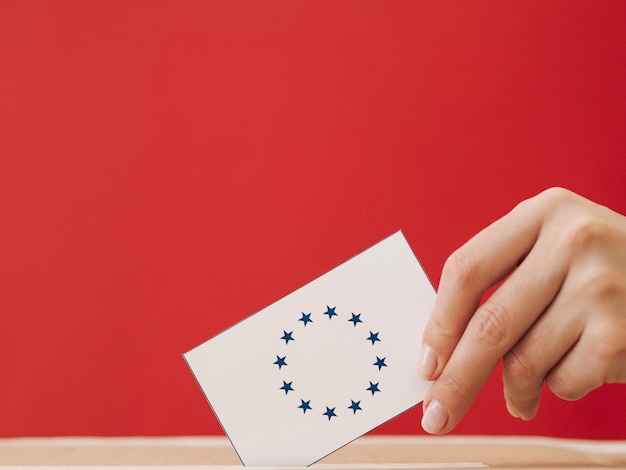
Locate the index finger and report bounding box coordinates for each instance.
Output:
[420,195,543,381]
[419,189,571,434]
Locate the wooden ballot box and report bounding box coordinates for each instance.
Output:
[1,436,625,469]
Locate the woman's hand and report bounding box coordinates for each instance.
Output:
[419,187,626,434]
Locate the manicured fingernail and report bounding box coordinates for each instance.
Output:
[418,344,437,380]
[421,399,449,434]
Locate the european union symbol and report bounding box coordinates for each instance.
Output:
[274,306,388,422]
[184,231,437,467]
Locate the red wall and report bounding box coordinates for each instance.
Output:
[1,1,625,439]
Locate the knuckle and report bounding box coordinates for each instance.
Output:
[503,347,537,384]
[528,187,576,223]
[546,373,583,401]
[583,270,622,306]
[538,186,573,207]
[439,371,470,398]
[587,314,626,366]
[469,300,511,347]
[441,248,477,290]
[608,345,626,377]
[428,311,458,343]
[563,218,611,254]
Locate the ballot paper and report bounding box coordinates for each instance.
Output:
[184,231,435,467]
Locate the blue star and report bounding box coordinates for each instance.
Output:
[366,331,380,345]
[367,381,381,395]
[373,356,387,370]
[281,330,294,344]
[348,313,362,327]
[323,406,337,420]
[299,312,313,326]
[348,400,362,414]
[323,306,338,320]
[298,399,312,413]
[273,355,287,369]
[280,380,294,394]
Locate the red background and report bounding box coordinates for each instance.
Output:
[1,2,625,439]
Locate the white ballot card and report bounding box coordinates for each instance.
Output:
[184,231,435,467]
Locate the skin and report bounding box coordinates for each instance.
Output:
[418,187,626,434]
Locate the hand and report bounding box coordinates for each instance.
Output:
[418,187,626,434]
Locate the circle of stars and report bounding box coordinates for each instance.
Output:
[274,306,388,422]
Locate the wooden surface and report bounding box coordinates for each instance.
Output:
[0,436,625,469]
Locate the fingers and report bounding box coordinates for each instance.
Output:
[503,199,626,418]
[502,282,585,420]
[544,333,605,402]
[544,280,626,401]
[419,195,545,381]
[421,232,569,434]
[420,187,626,435]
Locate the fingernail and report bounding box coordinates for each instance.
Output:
[418,344,437,380]
[421,399,449,434]
[506,401,521,419]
